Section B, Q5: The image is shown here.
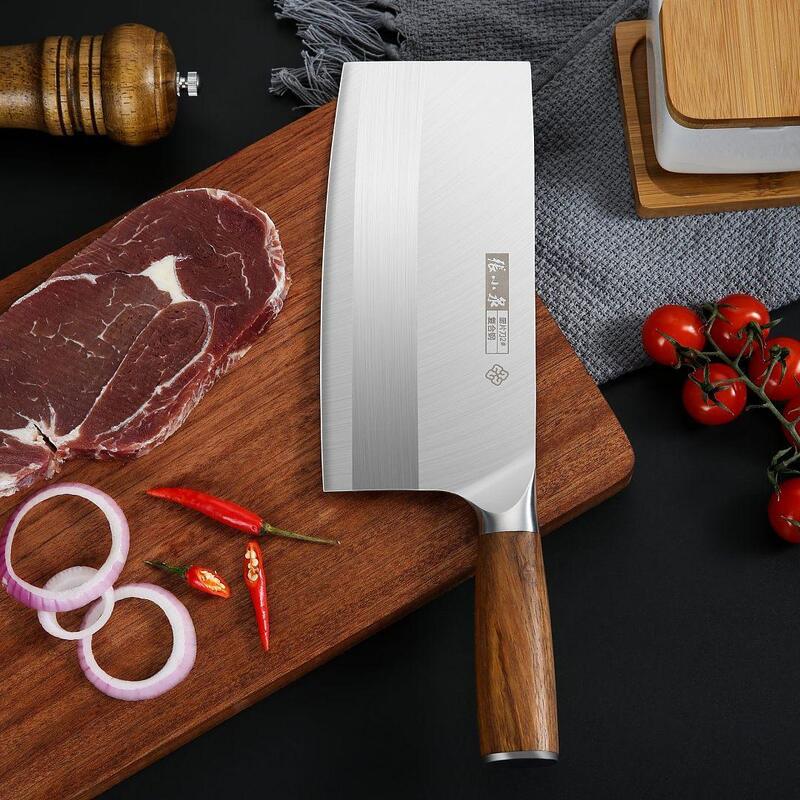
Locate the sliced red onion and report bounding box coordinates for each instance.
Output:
[77,583,196,700]
[0,483,129,612]
[37,566,115,641]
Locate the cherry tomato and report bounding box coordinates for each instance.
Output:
[681,364,747,425]
[708,293,770,358]
[747,336,800,402]
[768,478,800,543]
[783,394,800,445]
[642,305,706,366]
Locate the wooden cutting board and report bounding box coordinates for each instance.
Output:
[0,103,633,800]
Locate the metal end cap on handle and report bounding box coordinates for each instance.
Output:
[484,750,559,765]
[176,71,200,96]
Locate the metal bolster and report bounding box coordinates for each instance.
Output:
[473,476,538,534]
[484,749,558,764]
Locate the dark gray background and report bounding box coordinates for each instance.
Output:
[3,3,800,798]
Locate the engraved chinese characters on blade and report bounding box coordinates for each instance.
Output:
[485,253,509,355]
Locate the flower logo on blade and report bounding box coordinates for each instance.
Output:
[485,364,509,386]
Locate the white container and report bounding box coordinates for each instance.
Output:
[647,0,800,174]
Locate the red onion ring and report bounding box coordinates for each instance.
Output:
[0,483,129,612]
[37,566,115,641]
[77,583,196,700]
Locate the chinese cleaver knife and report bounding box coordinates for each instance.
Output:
[320,61,556,763]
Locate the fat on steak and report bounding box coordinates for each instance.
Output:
[0,188,288,497]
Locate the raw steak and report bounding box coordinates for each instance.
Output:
[0,188,288,497]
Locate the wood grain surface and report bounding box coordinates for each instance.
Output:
[614,20,800,218]
[0,24,177,145]
[0,101,633,800]
[661,0,800,128]
[475,532,558,759]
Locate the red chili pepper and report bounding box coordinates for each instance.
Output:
[243,540,270,651]
[147,487,339,545]
[145,560,232,599]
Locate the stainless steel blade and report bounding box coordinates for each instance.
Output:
[321,61,535,525]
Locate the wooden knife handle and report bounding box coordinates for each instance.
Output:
[0,24,178,145]
[475,531,558,762]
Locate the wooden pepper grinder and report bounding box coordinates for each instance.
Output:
[0,23,199,146]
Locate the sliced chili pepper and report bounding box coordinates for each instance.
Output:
[145,559,232,599]
[243,540,269,652]
[147,487,339,545]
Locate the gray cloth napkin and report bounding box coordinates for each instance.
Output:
[272,0,800,384]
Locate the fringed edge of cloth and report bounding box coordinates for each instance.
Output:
[269,0,401,107]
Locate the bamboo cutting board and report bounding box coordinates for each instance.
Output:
[661,0,800,128]
[0,103,633,800]
[614,20,800,217]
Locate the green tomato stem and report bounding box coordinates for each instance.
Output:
[704,328,800,469]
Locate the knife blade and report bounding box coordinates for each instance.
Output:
[320,61,556,762]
